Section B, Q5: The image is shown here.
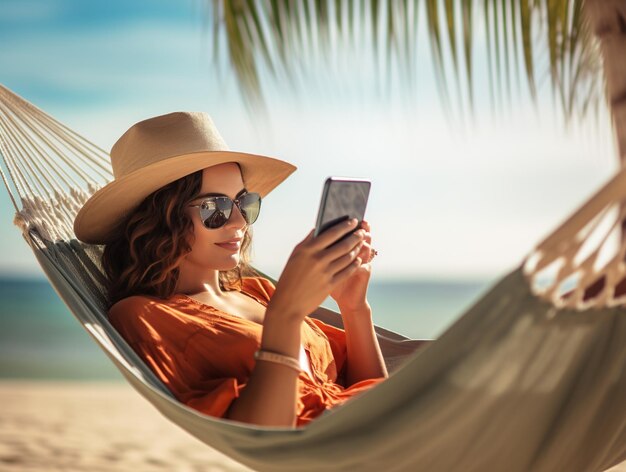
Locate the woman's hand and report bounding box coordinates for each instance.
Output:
[268,218,366,322]
[329,219,373,312]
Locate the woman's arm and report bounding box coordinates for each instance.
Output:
[326,218,387,385]
[224,308,302,428]
[340,303,389,386]
[226,220,366,426]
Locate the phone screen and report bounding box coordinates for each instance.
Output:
[314,177,371,239]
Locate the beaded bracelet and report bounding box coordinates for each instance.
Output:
[254,349,302,373]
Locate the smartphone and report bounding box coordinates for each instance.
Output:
[314,177,371,243]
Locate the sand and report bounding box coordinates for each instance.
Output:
[3,380,626,472]
[0,380,252,472]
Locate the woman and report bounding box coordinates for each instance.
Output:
[73,111,388,428]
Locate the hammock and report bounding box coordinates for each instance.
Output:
[3,82,626,472]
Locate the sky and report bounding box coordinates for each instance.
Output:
[0,0,619,283]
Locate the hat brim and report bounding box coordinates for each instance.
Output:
[73,150,297,244]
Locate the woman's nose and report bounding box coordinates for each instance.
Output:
[227,203,248,228]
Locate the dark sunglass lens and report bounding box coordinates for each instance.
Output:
[239,193,261,224]
[203,210,229,228]
[200,197,233,229]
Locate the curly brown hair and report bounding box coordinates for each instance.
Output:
[101,168,260,308]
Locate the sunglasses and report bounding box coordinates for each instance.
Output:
[188,192,262,229]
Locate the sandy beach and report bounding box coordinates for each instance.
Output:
[3,380,626,472]
[0,380,252,472]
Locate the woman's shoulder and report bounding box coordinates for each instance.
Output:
[108,293,200,346]
[240,275,276,301]
[107,276,277,320]
[109,293,162,314]
[107,293,185,326]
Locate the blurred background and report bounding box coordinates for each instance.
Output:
[0,0,618,381]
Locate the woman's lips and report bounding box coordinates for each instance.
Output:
[215,241,241,251]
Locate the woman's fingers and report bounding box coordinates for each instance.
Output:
[357,240,372,262]
[359,220,372,246]
[299,218,370,280]
[308,219,371,250]
[332,254,362,284]
[321,229,364,263]
[279,221,370,320]
[310,223,370,265]
[328,239,364,273]
[310,218,360,250]
[353,220,372,265]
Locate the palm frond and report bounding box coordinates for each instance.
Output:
[205,0,602,125]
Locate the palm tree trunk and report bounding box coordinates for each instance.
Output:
[584,0,626,164]
[557,1,626,301]
[584,0,626,267]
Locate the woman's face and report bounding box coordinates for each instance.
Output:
[183,162,249,271]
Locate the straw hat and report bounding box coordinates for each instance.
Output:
[73,111,297,244]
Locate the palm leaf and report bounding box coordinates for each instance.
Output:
[204,0,601,125]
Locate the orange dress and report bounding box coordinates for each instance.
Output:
[107,276,386,427]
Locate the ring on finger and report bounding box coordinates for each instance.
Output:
[368,247,378,262]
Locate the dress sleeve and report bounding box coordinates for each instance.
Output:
[308,317,349,386]
[108,298,247,421]
[129,338,247,420]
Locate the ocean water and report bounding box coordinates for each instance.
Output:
[0,275,497,381]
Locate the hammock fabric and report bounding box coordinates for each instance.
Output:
[3,83,626,472]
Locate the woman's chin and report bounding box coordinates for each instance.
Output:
[213,254,241,270]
